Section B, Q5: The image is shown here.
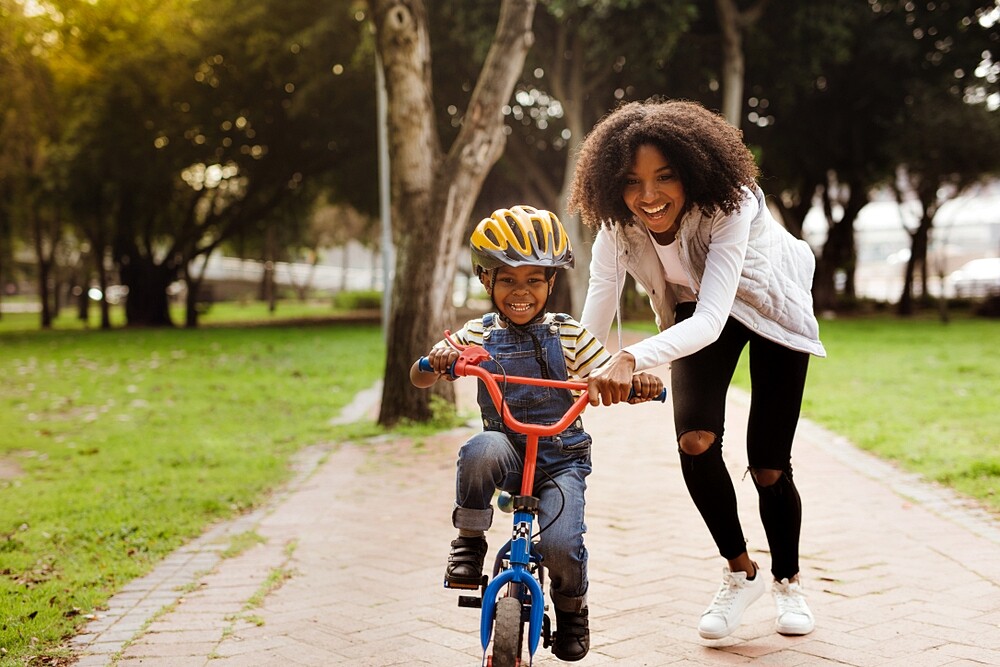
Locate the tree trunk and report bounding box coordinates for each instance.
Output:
[120,257,174,326]
[714,0,767,128]
[897,212,933,316]
[373,0,537,426]
[31,202,55,329]
[715,0,745,127]
[95,246,111,329]
[812,181,866,312]
[0,242,4,322]
[559,49,592,316]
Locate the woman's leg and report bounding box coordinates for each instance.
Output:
[671,307,766,639]
[746,336,810,582]
[746,334,815,636]
[671,311,750,563]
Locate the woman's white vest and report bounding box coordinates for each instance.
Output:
[611,185,826,357]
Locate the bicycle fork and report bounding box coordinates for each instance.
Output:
[480,500,545,661]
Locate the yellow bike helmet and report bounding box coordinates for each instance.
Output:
[470,205,574,276]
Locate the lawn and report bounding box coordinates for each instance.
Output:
[793,315,999,506]
[0,305,996,665]
[0,313,384,664]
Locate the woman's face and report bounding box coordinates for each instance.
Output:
[623,144,686,235]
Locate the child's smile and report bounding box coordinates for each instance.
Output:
[486,265,554,325]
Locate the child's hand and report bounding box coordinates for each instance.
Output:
[628,372,664,403]
[427,347,461,380]
[410,347,461,388]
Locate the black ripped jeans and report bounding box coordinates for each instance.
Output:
[671,302,810,581]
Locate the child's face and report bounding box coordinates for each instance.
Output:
[483,265,554,325]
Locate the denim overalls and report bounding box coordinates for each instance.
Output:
[452,313,592,612]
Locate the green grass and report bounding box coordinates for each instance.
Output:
[793,315,999,507]
[0,298,372,334]
[0,319,384,663]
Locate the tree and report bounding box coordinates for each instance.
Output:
[888,87,1000,315]
[48,0,377,327]
[714,0,768,127]
[0,0,63,327]
[744,0,999,310]
[446,0,698,312]
[372,0,537,425]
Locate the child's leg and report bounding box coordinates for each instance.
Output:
[536,463,591,661]
[453,430,522,533]
[535,464,590,611]
[446,431,521,589]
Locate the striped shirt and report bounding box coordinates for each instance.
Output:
[435,312,612,380]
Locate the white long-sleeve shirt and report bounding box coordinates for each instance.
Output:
[581,186,825,371]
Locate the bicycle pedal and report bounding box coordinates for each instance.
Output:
[457,595,482,608]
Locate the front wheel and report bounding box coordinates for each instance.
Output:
[491,596,523,667]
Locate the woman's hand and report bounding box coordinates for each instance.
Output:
[587,350,637,406]
[628,372,664,404]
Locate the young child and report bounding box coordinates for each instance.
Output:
[410,205,663,661]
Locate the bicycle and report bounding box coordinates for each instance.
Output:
[419,336,665,666]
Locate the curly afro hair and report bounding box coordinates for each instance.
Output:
[568,99,759,229]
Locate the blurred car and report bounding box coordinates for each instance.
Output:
[947,258,1000,298]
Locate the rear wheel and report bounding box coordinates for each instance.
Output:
[491,596,523,667]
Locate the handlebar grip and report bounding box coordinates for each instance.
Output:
[417,356,457,378]
[628,387,668,403]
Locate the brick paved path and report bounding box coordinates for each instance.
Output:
[72,366,1000,666]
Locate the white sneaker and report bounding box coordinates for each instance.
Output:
[697,566,766,639]
[773,578,815,636]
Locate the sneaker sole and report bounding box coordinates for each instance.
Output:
[776,622,814,636]
[698,626,735,640]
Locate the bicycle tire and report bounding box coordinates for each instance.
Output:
[491,596,523,667]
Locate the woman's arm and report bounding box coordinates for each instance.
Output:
[579,227,626,346]
[624,191,756,371]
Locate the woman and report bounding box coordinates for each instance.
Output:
[571,99,826,640]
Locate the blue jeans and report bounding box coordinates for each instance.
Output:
[452,429,591,612]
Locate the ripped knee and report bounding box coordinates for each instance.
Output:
[749,467,785,487]
[678,430,717,456]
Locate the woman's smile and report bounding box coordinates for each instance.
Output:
[624,144,686,236]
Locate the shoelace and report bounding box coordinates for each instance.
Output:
[706,572,744,613]
[773,582,808,615]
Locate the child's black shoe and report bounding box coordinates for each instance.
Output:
[444,536,488,589]
[552,606,590,661]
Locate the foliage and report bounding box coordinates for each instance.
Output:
[741,1,1000,309]
[1,0,379,327]
[332,289,381,310]
[0,322,384,663]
